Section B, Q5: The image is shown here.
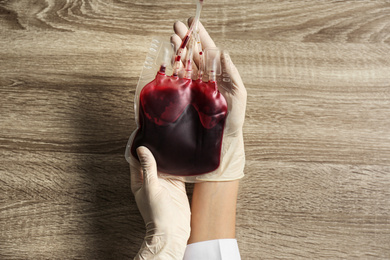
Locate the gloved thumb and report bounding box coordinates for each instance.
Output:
[136,146,159,190]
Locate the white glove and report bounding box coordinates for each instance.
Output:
[171,20,247,181]
[130,146,191,259]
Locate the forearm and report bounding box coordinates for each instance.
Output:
[188,180,239,244]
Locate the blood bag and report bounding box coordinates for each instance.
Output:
[125,0,245,182]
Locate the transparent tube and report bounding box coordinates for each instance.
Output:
[172,0,203,77]
[205,47,221,82]
[184,37,194,79]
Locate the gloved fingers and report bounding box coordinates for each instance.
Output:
[170,33,185,58]
[220,51,247,98]
[187,17,216,50]
[173,20,188,41]
[170,33,187,73]
[173,21,202,70]
[171,33,199,79]
[173,21,190,65]
[136,146,159,193]
[187,18,217,69]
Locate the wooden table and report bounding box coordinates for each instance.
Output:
[1,1,390,259]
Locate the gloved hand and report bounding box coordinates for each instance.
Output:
[171,19,247,181]
[130,146,191,259]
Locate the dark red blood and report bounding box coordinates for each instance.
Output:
[131,73,227,176]
[180,35,190,49]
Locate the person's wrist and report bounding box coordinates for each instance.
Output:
[188,180,239,244]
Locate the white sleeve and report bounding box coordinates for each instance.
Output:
[183,239,241,260]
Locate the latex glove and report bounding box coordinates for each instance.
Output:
[171,19,247,181]
[130,146,191,259]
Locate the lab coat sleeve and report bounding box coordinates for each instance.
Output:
[183,239,241,260]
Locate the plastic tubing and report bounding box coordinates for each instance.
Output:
[184,37,194,79]
[194,30,204,80]
[172,0,203,77]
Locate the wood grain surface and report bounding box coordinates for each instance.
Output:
[1,0,390,259]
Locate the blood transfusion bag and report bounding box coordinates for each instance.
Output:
[125,0,245,182]
[132,67,227,174]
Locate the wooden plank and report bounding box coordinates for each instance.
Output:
[238,161,390,259]
[1,0,390,259]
